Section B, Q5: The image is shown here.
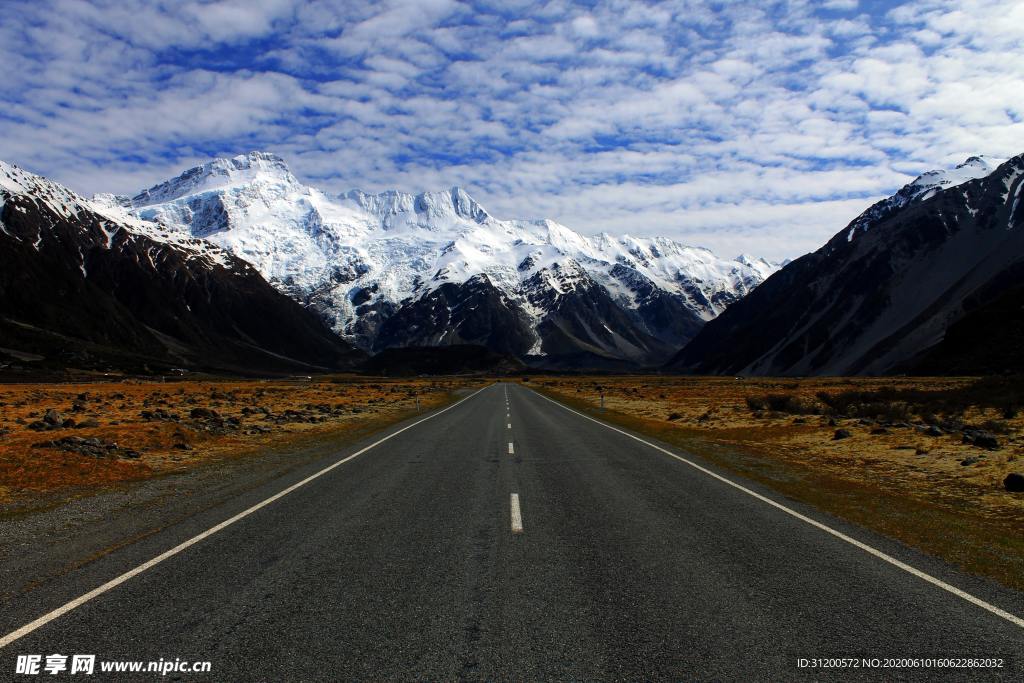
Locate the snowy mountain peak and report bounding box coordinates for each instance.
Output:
[734,254,776,275]
[132,151,298,206]
[905,155,1002,203]
[845,155,1005,242]
[342,186,490,226]
[72,152,780,361]
[0,160,90,220]
[0,159,238,270]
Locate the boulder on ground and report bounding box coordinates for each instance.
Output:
[962,430,1000,450]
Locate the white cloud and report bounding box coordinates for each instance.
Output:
[1,0,1022,262]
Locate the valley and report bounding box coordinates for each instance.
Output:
[4,2,1024,677]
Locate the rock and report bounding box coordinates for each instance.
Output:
[173,442,193,450]
[963,430,1000,450]
[190,407,220,420]
[32,435,116,458]
[77,418,100,428]
[960,456,980,466]
[870,427,889,435]
[27,420,50,431]
[1004,473,1024,492]
[915,446,929,455]
[828,418,837,427]
[925,425,943,437]
[667,412,682,421]
[43,408,64,426]
[833,429,852,440]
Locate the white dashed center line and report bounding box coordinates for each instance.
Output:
[510,493,523,534]
[508,441,514,454]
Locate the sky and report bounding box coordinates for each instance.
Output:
[1,0,1022,260]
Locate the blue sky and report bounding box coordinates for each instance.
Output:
[1,0,1022,260]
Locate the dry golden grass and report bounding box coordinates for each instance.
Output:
[527,375,1024,590]
[0,376,482,506]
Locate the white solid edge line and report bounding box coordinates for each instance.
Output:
[510,493,524,534]
[530,388,1024,629]
[0,384,494,650]
[508,442,515,454]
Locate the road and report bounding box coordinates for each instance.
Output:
[1,382,1023,680]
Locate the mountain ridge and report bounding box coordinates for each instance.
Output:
[92,151,779,367]
[670,153,1024,376]
[0,159,363,375]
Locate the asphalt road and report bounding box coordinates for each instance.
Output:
[2,382,1023,681]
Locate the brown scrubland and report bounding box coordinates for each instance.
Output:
[0,376,482,508]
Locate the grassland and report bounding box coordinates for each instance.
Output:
[526,375,1024,591]
[0,376,482,510]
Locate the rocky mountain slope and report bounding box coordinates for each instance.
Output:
[670,155,1024,375]
[101,152,776,367]
[0,161,363,375]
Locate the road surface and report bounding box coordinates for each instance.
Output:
[1,382,1022,680]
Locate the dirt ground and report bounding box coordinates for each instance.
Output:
[527,375,1024,591]
[0,376,482,509]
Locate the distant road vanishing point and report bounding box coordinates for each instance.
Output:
[1,384,1022,680]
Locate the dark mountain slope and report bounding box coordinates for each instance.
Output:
[0,162,362,374]
[908,269,1024,375]
[372,275,536,356]
[671,154,1024,376]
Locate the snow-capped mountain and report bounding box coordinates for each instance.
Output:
[843,155,1004,243]
[0,159,361,374]
[99,151,777,366]
[672,153,1024,375]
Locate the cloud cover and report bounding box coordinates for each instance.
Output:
[1,0,1021,260]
